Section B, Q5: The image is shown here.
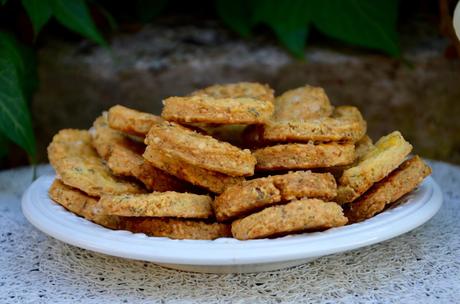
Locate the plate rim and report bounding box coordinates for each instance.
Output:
[22,175,443,266]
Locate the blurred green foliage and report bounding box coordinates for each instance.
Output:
[0,0,400,162]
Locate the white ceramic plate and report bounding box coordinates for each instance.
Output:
[22,175,442,273]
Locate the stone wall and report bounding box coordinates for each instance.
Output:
[32,22,460,164]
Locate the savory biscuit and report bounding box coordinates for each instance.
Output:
[162,96,274,124]
[162,82,274,125]
[191,82,274,103]
[253,142,355,170]
[145,121,256,176]
[336,131,413,204]
[108,105,163,137]
[143,145,244,193]
[273,85,334,121]
[48,129,144,196]
[263,106,366,143]
[99,192,213,219]
[214,171,336,222]
[119,217,231,240]
[345,156,431,223]
[48,179,119,229]
[231,199,348,240]
[92,116,191,192]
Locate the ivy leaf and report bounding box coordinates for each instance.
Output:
[0,55,36,158]
[21,0,53,35]
[216,0,253,37]
[0,32,38,102]
[50,0,106,45]
[252,0,310,57]
[310,0,400,56]
[136,0,168,23]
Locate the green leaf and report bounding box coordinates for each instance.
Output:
[0,55,36,158]
[50,0,106,45]
[216,0,253,37]
[21,0,52,35]
[310,0,400,56]
[136,0,168,23]
[0,32,38,102]
[252,0,310,57]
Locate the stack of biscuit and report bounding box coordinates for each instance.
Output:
[47,82,431,240]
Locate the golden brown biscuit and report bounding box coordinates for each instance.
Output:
[48,129,145,196]
[91,116,191,192]
[273,85,334,121]
[162,96,274,125]
[231,199,348,240]
[263,106,367,143]
[48,179,119,229]
[336,131,413,204]
[325,135,375,179]
[119,217,231,240]
[191,82,274,103]
[345,156,431,223]
[143,145,244,193]
[99,192,213,218]
[214,171,336,222]
[145,121,256,176]
[162,82,274,124]
[108,105,163,137]
[253,142,355,171]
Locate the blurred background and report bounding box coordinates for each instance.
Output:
[0,0,459,169]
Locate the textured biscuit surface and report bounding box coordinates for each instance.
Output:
[336,131,413,204]
[162,82,274,124]
[48,129,144,196]
[231,199,348,240]
[108,105,163,136]
[214,171,336,222]
[92,116,190,192]
[145,121,256,176]
[345,156,431,223]
[119,217,232,240]
[273,85,334,121]
[191,82,274,103]
[99,192,213,218]
[143,145,244,193]
[48,179,119,229]
[253,142,355,170]
[263,106,366,143]
[162,96,274,124]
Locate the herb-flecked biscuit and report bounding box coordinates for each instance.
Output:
[99,192,213,218]
[108,105,163,137]
[162,82,274,124]
[345,156,431,223]
[162,95,274,124]
[48,129,145,196]
[48,179,119,229]
[191,82,274,103]
[231,199,348,240]
[336,131,413,204]
[273,85,334,121]
[119,217,231,240]
[92,116,191,192]
[253,142,355,171]
[143,145,244,193]
[145,121,256,176]
[263,106,366,143]
[213,171,336,222]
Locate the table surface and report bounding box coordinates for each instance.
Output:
[1,161,459,304]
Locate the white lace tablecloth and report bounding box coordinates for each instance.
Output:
[1,161,459,304]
